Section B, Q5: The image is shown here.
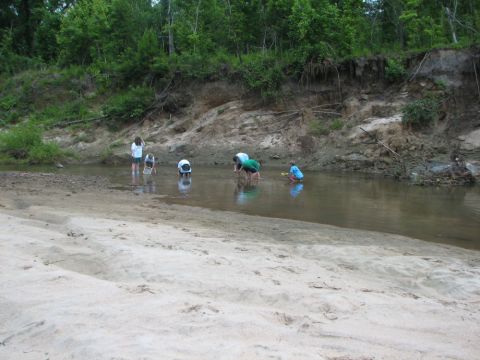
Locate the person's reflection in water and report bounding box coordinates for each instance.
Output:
[235,178,259,205]
[143,174,156,193]
[131,172,144,194]
[178,176,192,196]
[289,182,304,198]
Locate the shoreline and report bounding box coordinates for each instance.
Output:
[1,172,479,359]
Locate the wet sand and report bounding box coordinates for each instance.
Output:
[0,172,479,360]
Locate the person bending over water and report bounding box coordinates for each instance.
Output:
[240,159,261,183]
[288,161,304,182]
[131,136,145,175]
[178,159,192,177]
[233,152,249,174]
[143,153,156,175]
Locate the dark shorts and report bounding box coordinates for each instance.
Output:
[132,157,142,164]
[244,167,258,173]
[235,163,242,171]
[145,161,154,168]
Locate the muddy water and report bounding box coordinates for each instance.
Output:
[4,164,480,249]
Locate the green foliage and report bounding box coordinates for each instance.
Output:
[103,86,154,122]
[0,94,17,111]
[309,120,330,136]
[240,54,284,100]
[0,30,44,75]
[434,79,447,90]
[385,59,406,82]
[329,118,344,131]
[0,124,65,164]
[30,99,93,127]
[28,142,64,164]
[402,98,439,129]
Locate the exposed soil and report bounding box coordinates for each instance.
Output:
[47,48,480,180]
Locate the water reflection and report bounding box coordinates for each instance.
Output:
[289,183,304,198]
[178,177,192,196]
[131,173,156,194]
[235,179,259,205]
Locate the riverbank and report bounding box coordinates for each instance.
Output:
[1,172,479,359]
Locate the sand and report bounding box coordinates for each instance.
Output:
[0,172,479,360]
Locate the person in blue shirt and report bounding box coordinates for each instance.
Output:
[288,160,304,182]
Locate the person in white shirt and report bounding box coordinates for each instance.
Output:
[177,159,192,177]
[233,152,249,173]
[131,136,145,175]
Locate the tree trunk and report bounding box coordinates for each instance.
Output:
[168,0,175,55]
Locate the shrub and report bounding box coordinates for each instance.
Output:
[28,142,64,164]
[385,58,406,82]
[330,118,343,131]
[103,86,154,122]
[309,120,330,136]
[402,98,439,129]
[239,54,284,100]
[0,125,42,159]
[0,124,66,164]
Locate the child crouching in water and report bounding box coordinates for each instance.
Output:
[288,161,304,182]
[143,153,157,175]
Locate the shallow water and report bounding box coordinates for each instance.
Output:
[3,164,480,249]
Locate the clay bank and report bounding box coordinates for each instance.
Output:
[46,48,480,184]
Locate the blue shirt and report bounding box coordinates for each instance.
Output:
[289,165,304,179]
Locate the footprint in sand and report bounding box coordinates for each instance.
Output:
[273,311,295,326]
[180,304,220,314]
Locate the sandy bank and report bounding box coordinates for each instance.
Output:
[0,172,479,360]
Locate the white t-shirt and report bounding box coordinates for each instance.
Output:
[236,152,249,164]
[178,159,191,173]
[131,143,143,158]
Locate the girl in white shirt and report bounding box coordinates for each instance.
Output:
[131,137,145,174]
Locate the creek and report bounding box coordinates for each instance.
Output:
[4,164,480,249]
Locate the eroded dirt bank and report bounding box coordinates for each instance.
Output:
[1,172,479,359]
[48,48,480,179]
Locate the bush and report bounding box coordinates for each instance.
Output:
[0,125,42,159]
[240,54,284,100]
[402,98,439,129]
[28,142,64,164]
[385,58,406,82]
[103,86,154,122]
[0,124,66,164]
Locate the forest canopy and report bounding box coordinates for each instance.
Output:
[1,0,479,81]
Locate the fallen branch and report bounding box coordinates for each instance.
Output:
[408,52,430,82]
[313,110,342,116]
[258,110,300,116]
[360,127,401,158]
[311,103,341,109]
[46,116,107,129]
